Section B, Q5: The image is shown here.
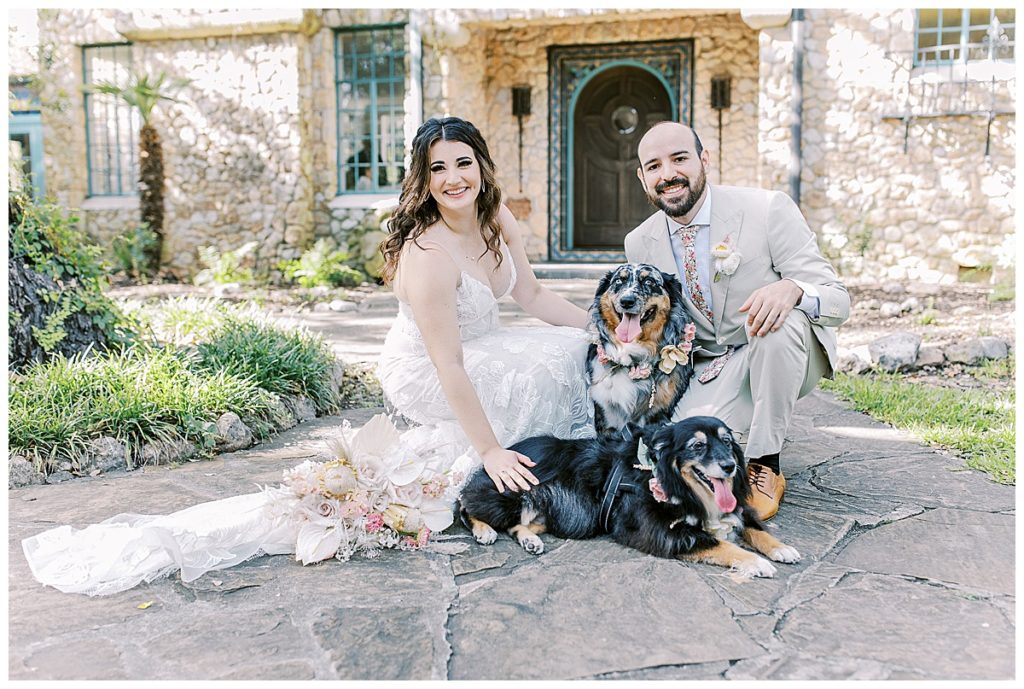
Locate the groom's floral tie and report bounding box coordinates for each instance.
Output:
[674,223,733,384]
[675,224,713,322]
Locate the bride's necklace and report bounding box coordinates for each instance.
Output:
[439,215,487,263]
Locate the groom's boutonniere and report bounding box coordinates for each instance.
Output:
[712,234,742,282]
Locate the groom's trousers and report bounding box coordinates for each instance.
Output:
[670,309,831,458]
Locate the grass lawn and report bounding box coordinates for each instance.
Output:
[820,365,1015,485]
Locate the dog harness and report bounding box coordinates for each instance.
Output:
[598,434,652,532]
[598,460,638,533]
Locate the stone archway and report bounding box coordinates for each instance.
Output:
[548,40,694,261]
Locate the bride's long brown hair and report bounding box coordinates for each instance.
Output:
[379,117,504,284]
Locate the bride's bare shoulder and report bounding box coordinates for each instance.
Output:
[394,226,459,296]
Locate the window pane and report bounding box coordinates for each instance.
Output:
[940,9,964,29]
[969,8,991,27]
[918,9,939,29]
[994,9,1014,25]
[940,30,962,47]
[918,31,938,49]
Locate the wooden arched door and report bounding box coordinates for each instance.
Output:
[572,66,671,249]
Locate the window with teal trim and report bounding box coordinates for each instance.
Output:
[914,8,1015,65]
[83,43,138,196]
[334,25,406,194]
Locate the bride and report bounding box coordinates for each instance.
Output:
[377,116,594,492]
[22,117,595,596]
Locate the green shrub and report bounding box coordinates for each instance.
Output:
[133,296,240,345]
[132,297,341,413]
[111,223,159,280]
[280,238,366,288]
[194,241,259,285]
[9,345,278,471]
[195,316,340,414]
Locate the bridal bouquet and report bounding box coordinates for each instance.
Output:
[262,415,466,564]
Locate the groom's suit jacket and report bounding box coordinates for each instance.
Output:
[624,184,849,372]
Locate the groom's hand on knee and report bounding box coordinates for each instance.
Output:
[739,280,804,337]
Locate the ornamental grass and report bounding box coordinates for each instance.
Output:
[9,345,277,472]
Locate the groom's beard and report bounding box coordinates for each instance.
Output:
[646,168,707,219]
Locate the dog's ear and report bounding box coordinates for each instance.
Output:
[637,423,662,452]
[730,436,752,501]
[661,270,685,304]
[591,268,617,320]
[730,436,746,468]
[595,267,618,296]
[651,427,688,501]
[659,271,690,346]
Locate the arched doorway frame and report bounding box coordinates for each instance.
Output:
[548,40,694,261]
[567,60,674,250]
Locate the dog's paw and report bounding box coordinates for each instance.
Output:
[766,544,801,564]
[472,522,498,546]
[517,532,544,555]
[734,555,777,579]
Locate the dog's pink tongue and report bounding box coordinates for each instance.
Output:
[615,313,642,343]
[711,478,737,513]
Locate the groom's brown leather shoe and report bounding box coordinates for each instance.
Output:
[747,463,786,520]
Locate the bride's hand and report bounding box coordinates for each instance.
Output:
[482,447,539,493]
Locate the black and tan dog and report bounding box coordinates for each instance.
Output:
[458,416,800,578]
[588,263,695,435]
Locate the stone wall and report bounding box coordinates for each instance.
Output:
[33,8,1015,282]
[36,9,318,276]
[35,10,126,229]
[760,9,1016,283]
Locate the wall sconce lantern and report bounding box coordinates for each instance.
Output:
[512,85,531,192]
[710,76,732,179]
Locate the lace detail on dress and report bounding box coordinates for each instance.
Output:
[379,239,593,468]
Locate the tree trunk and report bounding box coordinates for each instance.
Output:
[7,255,113,372]
[8,197,112,371]
[138,123,164,271]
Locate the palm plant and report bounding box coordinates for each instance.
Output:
[88,72,190,273]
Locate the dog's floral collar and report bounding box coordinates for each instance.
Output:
[657,323,697,374]
[633,438,654,470]
[633,440,668,503]
[597,344,653,379]
[712,234,742,282]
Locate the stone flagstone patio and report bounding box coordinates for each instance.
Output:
[7,279,1015,679]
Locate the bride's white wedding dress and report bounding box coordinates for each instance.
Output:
[376,241,594,480]
[22,244,594,596]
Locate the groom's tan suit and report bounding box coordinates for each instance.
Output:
[624,184,850,457]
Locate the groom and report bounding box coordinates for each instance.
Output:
[624,121,849,520]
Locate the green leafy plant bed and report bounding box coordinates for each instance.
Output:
[196,318,341,415]
[11,297,343,479]
[134,298,341,415]
[9,346,277,473]
[821,372,1015,485]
